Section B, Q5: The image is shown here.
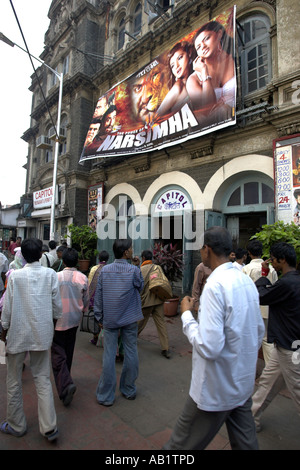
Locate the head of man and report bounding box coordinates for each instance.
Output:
[84,119,101,146]
[99,250,109,263]
[62,248,78,268]
[113,239,133,260]
[200,226,233,270]
[130,64,168,124]
[21,238,43,263]
[269,242,297,273]
[93,96,108,119]
[56,246,67,259]
[49,240,57,250]
[141,249,153,262]
[101,105,117,134]
[247,239,263,259]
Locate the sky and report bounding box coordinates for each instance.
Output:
[0,0,52,207]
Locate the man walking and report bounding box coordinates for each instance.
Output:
[0,238,62,441]
[252,242,300,431]
[138,250,170,358]
[163,227,264,450]
[243,239,277,364]
[51,248,89,406]
[94,239,144,406]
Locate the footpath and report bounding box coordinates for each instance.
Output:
[0,313,299,452]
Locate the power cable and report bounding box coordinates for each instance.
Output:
[9,0,58,138]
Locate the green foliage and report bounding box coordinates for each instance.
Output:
[152,242,184,283]
[250,221,300,262]
[67,224,98,260]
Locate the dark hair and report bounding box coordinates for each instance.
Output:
[21,238,43,263]
[113,239,132,259]
[247,239,263,257]
[49,240,57,250]
[168,40,195,85]
[294,188,300,198]
[62,248,79,267]
[204,226,233,256]
[270,242,297,268]
[57,245,67,253]
[42,244,49,252]
[141,249,153,261]
[194,20,233,56]
[235,248,247,259]
[99,250,109,262]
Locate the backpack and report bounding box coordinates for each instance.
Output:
[148,264,172,301]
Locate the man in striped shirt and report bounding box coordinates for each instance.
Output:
[94,239,144,406]
[51,248,89,406]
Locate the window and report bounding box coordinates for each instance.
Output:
[238,14,271,95]
[133,3,142,35]
[226,181,274,209]
[50,66,58,88]
[63,55,69,75]
[118,17,125,50]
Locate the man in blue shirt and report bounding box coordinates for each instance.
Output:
[94,239,144,406]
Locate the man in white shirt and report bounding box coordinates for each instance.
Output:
[163,227,264,450]
[0,238,62,441]
[0,251,9,297]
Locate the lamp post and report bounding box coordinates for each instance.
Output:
[0,32,63,241]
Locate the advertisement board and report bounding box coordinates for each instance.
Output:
[274,135,300,225]
[88,183,104,230]
[80,6,236,162]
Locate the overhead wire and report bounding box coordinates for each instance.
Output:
[9,0,58,138]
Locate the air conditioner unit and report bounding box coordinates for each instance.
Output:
[48,127,66,141]
[36,135,52,149]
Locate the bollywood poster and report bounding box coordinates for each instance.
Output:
[79,6,236,162]
[88,183,104,230]
[274,136,300,226]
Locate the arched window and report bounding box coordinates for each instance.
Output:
[238,14,271,95]
[118,17,125,50]
[133,3,142,35]
[225,181,274,212]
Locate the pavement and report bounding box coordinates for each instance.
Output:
[0,311,299,452]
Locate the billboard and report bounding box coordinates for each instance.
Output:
[274,135,300,225]
[79,6,236,162]
[88,183,104,230]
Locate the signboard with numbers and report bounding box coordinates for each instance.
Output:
[274,135,300,225]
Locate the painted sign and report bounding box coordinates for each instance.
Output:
[88,183,104,230]
[155,189,190,212]
[79,7,236,162]
[274,136,300,225]
[33,186,55,209]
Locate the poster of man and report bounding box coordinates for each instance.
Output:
[80,7,236,162]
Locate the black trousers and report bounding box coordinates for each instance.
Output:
[51,326,78,400]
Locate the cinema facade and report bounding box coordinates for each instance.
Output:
[20,0,300,293]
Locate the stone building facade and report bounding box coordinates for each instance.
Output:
[20,0,300,292]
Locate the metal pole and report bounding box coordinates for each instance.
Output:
[50,72,63,241]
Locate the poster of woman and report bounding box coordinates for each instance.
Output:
[80,6,236,162]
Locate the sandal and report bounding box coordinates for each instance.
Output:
[45,428,59,441]
[0,421,26,437]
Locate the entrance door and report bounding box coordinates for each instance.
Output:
[227,212,267,249]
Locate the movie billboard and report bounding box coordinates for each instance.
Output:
[79,6,236,162]
[274,135,300,225]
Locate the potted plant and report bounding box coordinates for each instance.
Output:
[250,221,300,270]
[152,242,184,316]
[67,223,98,271]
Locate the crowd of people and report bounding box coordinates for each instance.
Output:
[0,228,299,450]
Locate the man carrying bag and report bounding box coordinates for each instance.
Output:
[138,250,171,359]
